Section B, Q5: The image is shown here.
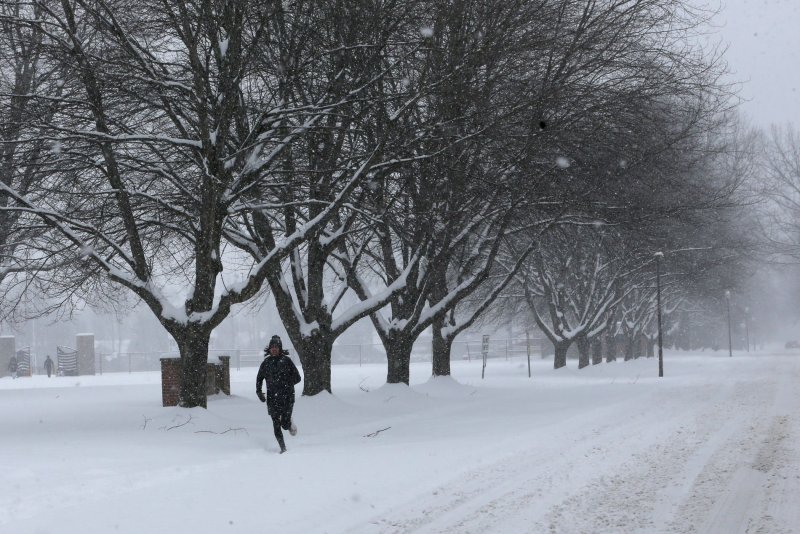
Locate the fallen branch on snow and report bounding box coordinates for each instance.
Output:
[194,427,248,435]
[359,378,370,393]
[163,415,193,431]
[364,426,391,438]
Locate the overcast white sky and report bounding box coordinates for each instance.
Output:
[714,0,800,127]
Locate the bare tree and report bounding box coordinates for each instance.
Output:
[763,124,800,261]
[428,0,738,372]
[518,227,636,368]
[253,0,439,395]
[340,0,559,384]
[0,0,405,406]
[0,1,67,295]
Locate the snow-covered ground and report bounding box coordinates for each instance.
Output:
[2,350,799,534]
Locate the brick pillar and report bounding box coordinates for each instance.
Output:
[217,356,231,395]
[0,336,14,378]
[160,358,182,407]
[205,363,218,395]
[76,334,96,375]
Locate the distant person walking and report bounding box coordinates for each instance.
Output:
[256,335,302,453]
[44,355,55,378]
[8,355,18,379]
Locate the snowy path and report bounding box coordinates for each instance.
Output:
[2,351,799,534]
[345,356,800,534]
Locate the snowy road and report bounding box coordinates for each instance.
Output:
[2,351,799,534]
[346,355,800,534]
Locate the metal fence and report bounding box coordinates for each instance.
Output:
[109,337,550,372]
[331,337,551,366]
[18,336,551,375]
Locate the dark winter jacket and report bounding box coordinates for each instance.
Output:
[256,355,301,412]
[44,357,54,372]
[8,356,17,372]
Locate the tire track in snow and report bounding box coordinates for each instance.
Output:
[347,357,800,534]
[536,360,799,534]
[346,378,737,534]
[538,378,775,534]
[680,362,800,534]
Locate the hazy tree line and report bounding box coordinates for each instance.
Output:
[0,0,768,407]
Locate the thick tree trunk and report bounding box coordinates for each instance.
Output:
[294,331,333,396]
[431,318,453,377]
[266,260,336,396]
[175,326,212,408]
[553,341,570,369]
[592,338,603,365]
[634,335,644,359]
[386,334,414,384]
[429,265,453,377]
[605,333,617,362]
[576,336,590,369]
[624,334,635,361]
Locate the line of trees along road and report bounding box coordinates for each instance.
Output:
[1,0,756,407]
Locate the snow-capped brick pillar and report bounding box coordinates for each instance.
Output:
[217,356,231,396]
[161,358,182,406]
[205,356,232,395]
[76,334,96,375]
[160,356,231,407]
[0,335,14,378]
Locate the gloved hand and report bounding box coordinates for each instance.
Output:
[257,391,266,403]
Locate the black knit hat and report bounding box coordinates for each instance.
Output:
[267,335,283,352]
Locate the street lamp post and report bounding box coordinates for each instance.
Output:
[725,290,732,358]
[655,252,664,378]
[744,306,750,352]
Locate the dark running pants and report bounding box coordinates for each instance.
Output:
[268,402,294,451]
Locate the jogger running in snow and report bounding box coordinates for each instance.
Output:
[257,335,302,453]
